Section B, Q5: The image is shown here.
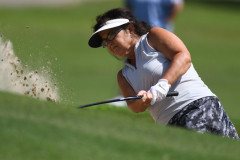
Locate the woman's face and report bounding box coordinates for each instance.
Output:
[99,25,137,59]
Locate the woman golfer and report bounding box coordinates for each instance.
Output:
[88,8,239,139]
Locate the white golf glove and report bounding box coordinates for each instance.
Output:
[150,79,171,105]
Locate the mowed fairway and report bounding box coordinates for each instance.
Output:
[0,1,240,160]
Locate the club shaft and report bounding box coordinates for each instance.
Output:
[78,91,178,109]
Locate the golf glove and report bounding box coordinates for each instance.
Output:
[150,79,171,105]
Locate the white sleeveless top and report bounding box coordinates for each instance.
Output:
[122,34,215,124]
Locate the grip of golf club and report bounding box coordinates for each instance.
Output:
[137,91,178,99]
[166,91,179,97]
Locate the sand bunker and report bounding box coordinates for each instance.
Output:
[0,37,59,102]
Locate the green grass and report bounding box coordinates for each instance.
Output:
[0,0,125,105]
[175,1,240,118]
[1,91,240,160]
[0,1,240,159]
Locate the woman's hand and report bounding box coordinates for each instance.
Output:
[150,79,171,105]
[117,71,152,113]
[128,90,153,113]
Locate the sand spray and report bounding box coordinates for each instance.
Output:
[0,37,59,102]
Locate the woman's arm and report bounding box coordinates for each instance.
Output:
[117,28,191,111]
[117,70,152,113]
[147,27,191,85]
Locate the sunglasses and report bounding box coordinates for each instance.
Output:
[101,26,126,48]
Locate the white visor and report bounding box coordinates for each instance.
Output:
[88,18,130,48]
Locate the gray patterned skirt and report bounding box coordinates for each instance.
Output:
[168,96,239,139]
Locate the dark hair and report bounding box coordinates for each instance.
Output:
[93,8,151,36]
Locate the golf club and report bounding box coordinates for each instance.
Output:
[78,91,178,109]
